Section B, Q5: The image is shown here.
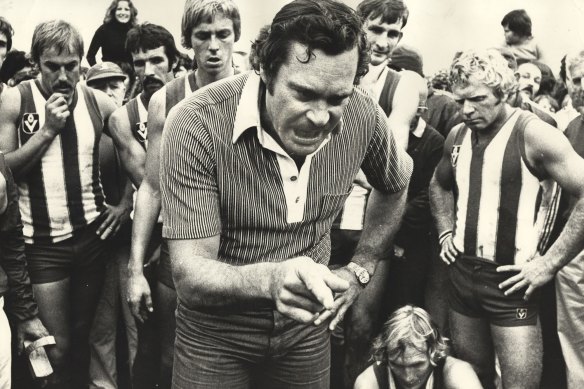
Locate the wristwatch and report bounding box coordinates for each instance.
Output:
[347,262,370,287]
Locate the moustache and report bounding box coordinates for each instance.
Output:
[142,76,163,87]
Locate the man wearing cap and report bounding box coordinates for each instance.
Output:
[85,61,135,389]
[86,62,128,108]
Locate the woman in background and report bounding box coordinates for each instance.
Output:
[87,0,138,66]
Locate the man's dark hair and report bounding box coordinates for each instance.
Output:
[250,0,369,91]
[356,0,409,28]
[0,17,14,51]
[125,23,179,71]
[501,9,532,38]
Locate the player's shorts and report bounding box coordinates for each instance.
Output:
[448,254,540,327]
[25,220,107,284]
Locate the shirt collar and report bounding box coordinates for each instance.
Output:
[411,118,426,138]
[232,72,262,144]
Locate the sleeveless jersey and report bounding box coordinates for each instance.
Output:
[164,71,198,117]
[125,94,148,149]
[333,68,401,230]
[451,109,555,264]
[16,80,105,244]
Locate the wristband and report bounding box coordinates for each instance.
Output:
[438,230,453,246]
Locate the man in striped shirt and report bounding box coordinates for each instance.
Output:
[160,0,412,387]
[0,20,124,388]
[430,50,584,389]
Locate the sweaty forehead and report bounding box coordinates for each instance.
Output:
[40,47,80,63]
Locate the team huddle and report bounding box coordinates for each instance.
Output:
[0,0,583,389]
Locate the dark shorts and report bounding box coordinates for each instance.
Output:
[448,254,540,327]
[25,220,107,284]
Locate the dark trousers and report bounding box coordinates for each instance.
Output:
[172,304,330,389]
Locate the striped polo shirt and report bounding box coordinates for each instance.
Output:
[451,109,556,265]
[161,72,412,266]
[16,80,105,244]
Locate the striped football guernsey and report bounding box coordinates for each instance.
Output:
[124,94,148,150]
[16,80,105,244]
[451,109,556,265]
[164,71,198,116]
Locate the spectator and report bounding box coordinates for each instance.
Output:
[0,51,37,87]
[86,0,138,66]
[500,9,543,63]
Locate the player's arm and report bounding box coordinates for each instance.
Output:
[387,70,424,150]
[127,90,166,322]
[499,121,584,298]
[429,128,460,264]
[353,366,379,389]
[107,105,146,187]
[0,87,69,179]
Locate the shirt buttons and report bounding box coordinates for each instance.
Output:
[291,176,298,182]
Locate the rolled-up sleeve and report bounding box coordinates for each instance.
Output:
[160,106,222,240]
[361,105,413,193]
[0,155,38,321]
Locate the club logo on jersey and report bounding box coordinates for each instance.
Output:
[22,113,40,134]
[451,145,461,167]
[516,308,527,320]
[135,122,147,143]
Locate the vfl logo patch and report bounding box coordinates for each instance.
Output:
[135,122,147,143]
[516,308,528,320]
[22,113,40,134]
[451,145,461,167]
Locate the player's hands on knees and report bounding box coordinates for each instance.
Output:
[313,266,362,331]
[497,255,555,300]
[270,256,350,324]
[127,270,153,323]
[43,94,70,135]
[440,235,459,264]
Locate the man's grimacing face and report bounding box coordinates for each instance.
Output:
[452,75,506,132]
[261,42,358,158]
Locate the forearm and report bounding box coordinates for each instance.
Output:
[128,182,161,274]
[544,197,584,271]
[1,229,39,321]
[429,175,455,235]
[169,239,275,309]
[5,128,56,178]
[119,148,145,187]
[352,187,408,275]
